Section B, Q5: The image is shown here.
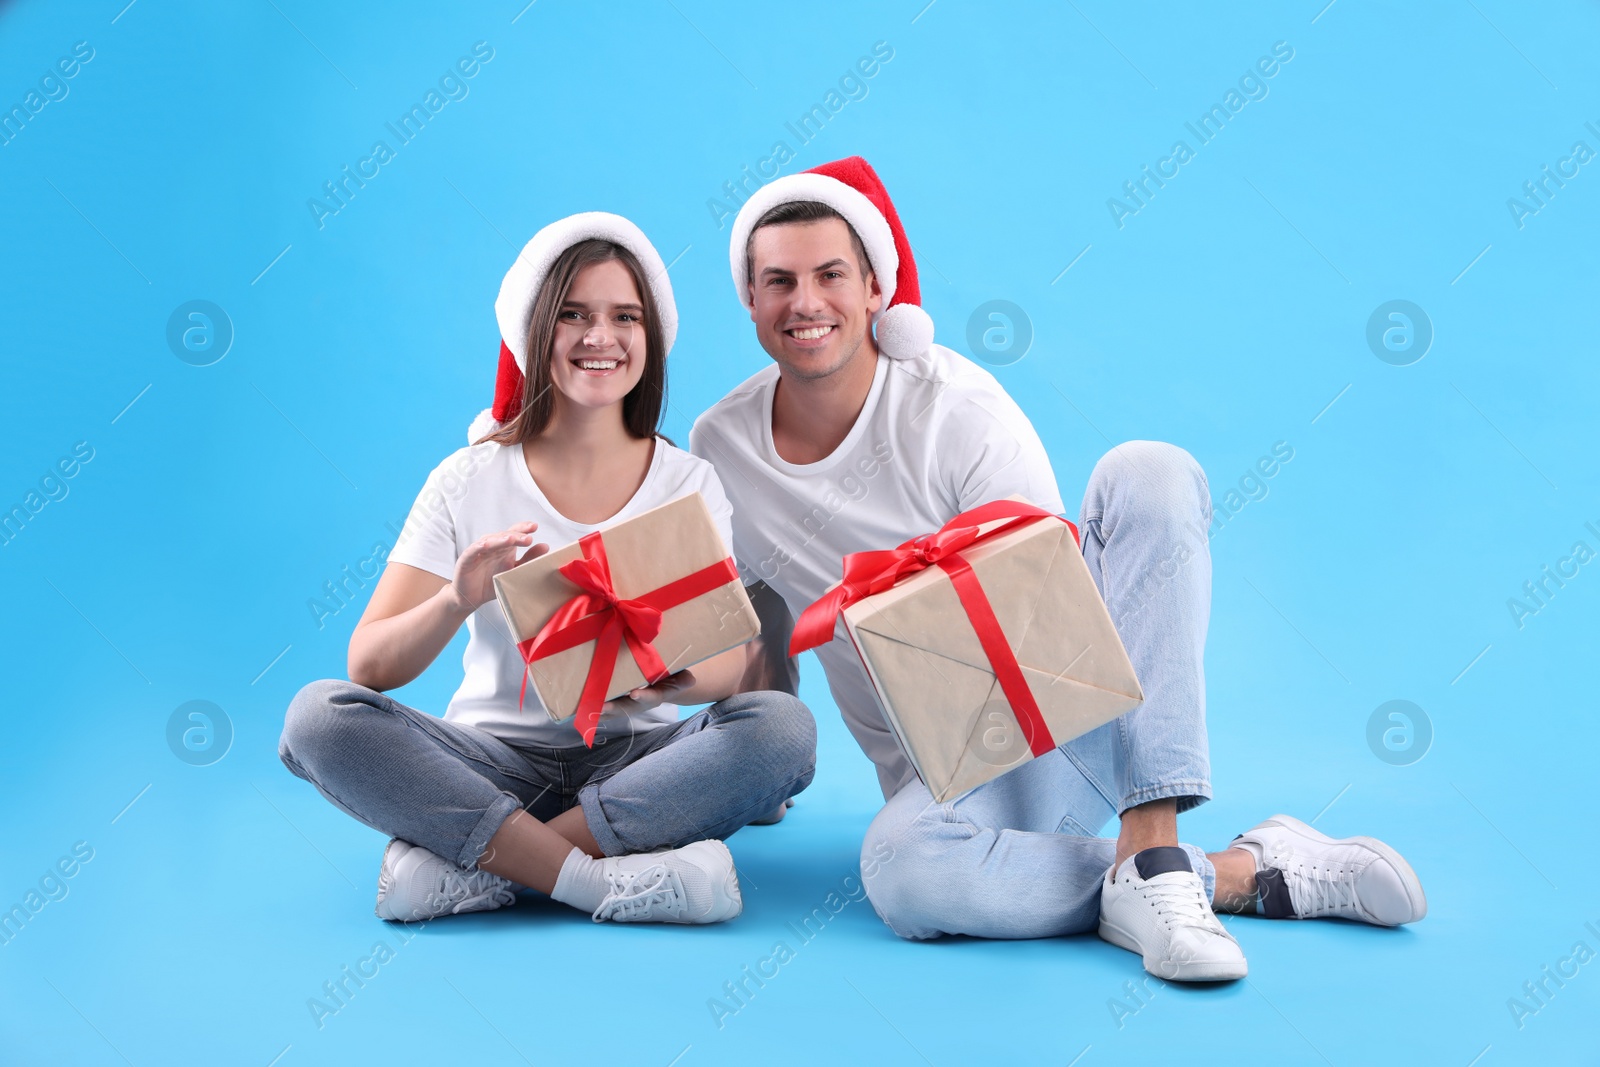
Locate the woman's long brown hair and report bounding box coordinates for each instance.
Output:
[476,239,667,446]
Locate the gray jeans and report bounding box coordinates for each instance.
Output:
[278,680,817,869]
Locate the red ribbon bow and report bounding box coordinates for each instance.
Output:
[790,499,1079,759]
[517,531,739,746]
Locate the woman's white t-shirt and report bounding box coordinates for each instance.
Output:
[385,437,736,748]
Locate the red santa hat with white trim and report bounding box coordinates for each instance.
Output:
[468,211,678,443]
[728,155,935,361]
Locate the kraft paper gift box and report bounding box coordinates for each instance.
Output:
[493,492,759,745]
[806,498,1143,802]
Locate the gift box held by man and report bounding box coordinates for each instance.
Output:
[792,498,1142,803]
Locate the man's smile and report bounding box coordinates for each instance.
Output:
[786,324,835,343]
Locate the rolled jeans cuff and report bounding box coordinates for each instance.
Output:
[1180,842,1217,902]
[459,791,523,871]
[1121,780,1212,817]
[577,783,627,858]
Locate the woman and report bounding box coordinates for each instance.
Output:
[278,213,816,925]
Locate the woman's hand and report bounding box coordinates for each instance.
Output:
[448,521,549,614]
[598,641,751,717]
[600,669,697,717]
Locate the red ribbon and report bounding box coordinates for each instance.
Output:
[516,531,739,747]
[790,500,1079,759]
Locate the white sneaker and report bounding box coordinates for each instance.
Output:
[374,839,517,922]
[1230,814,1427,926]
[1099,846,1248,981]
[592,840,743,925]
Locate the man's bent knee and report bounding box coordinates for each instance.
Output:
[861,836,939,940]
[1090,441,1205,506]
[859,795,957,941]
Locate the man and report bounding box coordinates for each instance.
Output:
[691,156,1426,980]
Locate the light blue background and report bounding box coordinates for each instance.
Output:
[2,1,1596,1064]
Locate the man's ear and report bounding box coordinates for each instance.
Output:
[746,286,758,323]
[866,271,884,315]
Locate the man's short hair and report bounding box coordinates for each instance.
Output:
[745,200,873,286]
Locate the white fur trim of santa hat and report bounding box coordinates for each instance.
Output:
[495,211,678,374]
[467,407,501,444]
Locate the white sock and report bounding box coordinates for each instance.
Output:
[549,848,608,913]
[1228,842,1267,915]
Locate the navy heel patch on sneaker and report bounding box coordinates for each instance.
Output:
[1133,846,1194,879]
[1256,867,1297,918]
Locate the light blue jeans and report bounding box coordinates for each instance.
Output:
[279,682,817,869]
[859,441,1217,939]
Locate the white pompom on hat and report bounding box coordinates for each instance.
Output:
[727,155,934,361]
[468,211,677,443]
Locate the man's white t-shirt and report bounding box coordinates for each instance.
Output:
[690,344,1064,798]
[386,438,735,747]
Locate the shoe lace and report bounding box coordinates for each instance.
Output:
[430,867,516,915]
[1144,874,1226,934]
[1278,857,1360,919]
[593,863,684,923]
